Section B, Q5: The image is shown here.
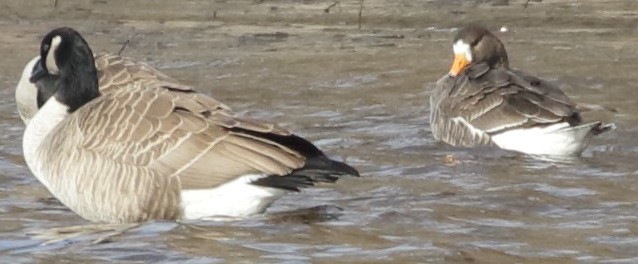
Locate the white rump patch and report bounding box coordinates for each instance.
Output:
[453,40,473,62]
[491,122,599,156]
[180,174,288,220]
[46,36,62,75]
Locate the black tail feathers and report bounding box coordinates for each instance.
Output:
[252,155,359,192]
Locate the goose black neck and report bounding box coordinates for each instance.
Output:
[35,27,100,113]
[54,50,99,113]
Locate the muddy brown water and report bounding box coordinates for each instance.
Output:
[1,0,638,263]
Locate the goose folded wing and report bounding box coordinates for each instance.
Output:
[95,53,196,95]
[75,82,308,190]
[453,69,579,135]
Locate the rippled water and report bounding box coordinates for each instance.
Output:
[1,0,638,263]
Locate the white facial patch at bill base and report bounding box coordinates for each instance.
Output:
[452,40,473,62]
[45,36,62,75]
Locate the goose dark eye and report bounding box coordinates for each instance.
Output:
[42,43,50,52]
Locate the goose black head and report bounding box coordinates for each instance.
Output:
[30,27,99,112]
[449,25,509,77]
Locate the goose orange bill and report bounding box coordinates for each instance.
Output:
[449,53,469,77]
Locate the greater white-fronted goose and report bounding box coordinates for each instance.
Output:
[22,27,359,223]
[430,25,615,156]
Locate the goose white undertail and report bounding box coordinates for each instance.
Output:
[490,122,601,156]
[180,174,287,219]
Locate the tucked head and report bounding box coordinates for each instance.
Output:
[449,25,509,77]
[29,27,98,112]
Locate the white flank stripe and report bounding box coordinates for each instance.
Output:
[451,117,485,137]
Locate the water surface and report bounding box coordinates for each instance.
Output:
[1,0,637,263]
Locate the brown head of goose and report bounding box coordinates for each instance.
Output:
[430,24,615,156]
[23,27,359,223]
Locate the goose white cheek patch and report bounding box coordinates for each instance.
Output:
[452,40,472,62]
[45,36,62,75]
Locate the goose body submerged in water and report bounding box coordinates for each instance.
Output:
[430,25,615,156]
[20,27,358,223]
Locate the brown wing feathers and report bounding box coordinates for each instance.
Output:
[86,55,358,192]
[450,65,579,134]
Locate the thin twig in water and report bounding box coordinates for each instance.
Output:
[117,40,130,56]
[91,224,140,244]
[358,0,364,30]
[524,0,531,8]
[54,0,59,8]
[324,1,340,13]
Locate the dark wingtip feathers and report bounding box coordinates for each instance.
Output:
[252,156,359,192]
[302,154,360,177]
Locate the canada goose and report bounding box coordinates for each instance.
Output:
[23,27,359,223]
[430,25,615,156]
